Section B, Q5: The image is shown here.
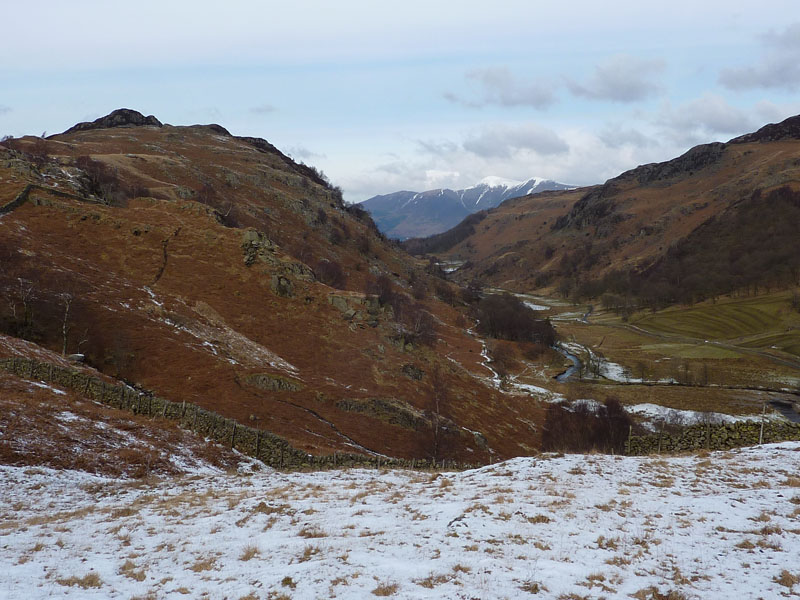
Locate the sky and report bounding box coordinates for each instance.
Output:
[2,1,800,202]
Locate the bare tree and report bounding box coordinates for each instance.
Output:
[59,293,73,355]
[428,364,448,462]
[16,278,35,331]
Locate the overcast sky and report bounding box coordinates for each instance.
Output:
[2,1,799,201]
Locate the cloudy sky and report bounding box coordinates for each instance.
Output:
[2,1,799,201]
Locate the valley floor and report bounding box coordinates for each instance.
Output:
[2,445,800,599]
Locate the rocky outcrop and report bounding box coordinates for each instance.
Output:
[551,184,618,231]
[61,109,162,135]
[615,142,727,185]
[241,229,277,266]
[335,397,428,431]
[243,372,303,392]
[730,114,800,144]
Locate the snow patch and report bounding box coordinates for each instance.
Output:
[29,381,67,395]
[2,443,799,599]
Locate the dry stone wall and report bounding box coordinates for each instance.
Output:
[0,357,473,471]
[625,420,800,455]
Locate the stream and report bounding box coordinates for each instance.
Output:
[769,398,800,423]
[553,344,581,382]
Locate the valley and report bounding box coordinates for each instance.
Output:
[1,109,800,600]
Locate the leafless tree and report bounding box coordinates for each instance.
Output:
[59,293,73,355]
[429,364,448,462]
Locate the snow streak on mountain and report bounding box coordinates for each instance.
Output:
[362,177,574,239]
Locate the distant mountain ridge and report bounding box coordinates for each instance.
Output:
[361,176,574,239]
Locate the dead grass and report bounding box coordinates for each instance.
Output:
[372,581,399,596]
[630,587,689,600]
[298,544,321,563]
[298,525,327,538]
[774,570,799,589]
[56,572,103,588]
[415,573,452,588]
[526,513,552,524]
[119,559,147,581]
[595,535,619,550]
[190,557,217,572]
[239,544,259,561]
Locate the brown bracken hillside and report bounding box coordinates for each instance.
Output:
[414,115,800,310]
[0,109,549,463]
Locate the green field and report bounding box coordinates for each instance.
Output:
[546,290,800,401]
[738,331,800,357]
[632,292,800,346]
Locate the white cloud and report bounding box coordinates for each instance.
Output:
[598,124,657,149]
[250,104,277,115]
[343,125,678,201]
[462,123,569,158]
[753,99,800,124]
[568,55,665,103]
[445,67,556,109]
[655,94,758,146]
[719,22,800,91]
[285,145,326,161]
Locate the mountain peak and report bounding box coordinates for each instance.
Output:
[363,176,575,238]
[477,175,523,188]
[61,108,163,135]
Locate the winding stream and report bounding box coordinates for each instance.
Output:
[553,344,581,382]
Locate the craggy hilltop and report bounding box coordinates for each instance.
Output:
[2,110,800,473]
[0,109,553,465]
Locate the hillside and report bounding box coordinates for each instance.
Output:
[0,109,552,464]
[2,443,799,599]
[362,176,573,239]
[419,115,800,308]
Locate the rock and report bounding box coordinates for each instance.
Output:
[730,114,800,144]
[271,274,294,297]
[244,373,303,392]
[401,363,424,381]
[61,109,162,135]
[329,295,350,313]
[241,229,276,266]
[280,260,315,282]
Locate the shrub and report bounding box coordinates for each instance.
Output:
[435,282,456,305]
[411,277,427,300]
[541,397,633,453]
[473,293,555,345]
[315,259,347,289]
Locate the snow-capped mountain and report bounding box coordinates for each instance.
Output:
[361,176,575,239]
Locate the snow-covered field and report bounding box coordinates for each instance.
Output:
[2,444,800,599]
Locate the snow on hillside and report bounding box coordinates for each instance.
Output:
[2,444,800,599]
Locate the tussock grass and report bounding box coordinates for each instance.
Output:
[298,525,327,538]
[56,572,102,588]
[119,559,146,581]
[189,556,217,572]
[298,544,320,562]
[239,544,259,561]
[775,570,799,589]
[372,581,399,596]
[415,573,452,588]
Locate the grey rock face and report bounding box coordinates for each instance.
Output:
[61,109,163,135]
